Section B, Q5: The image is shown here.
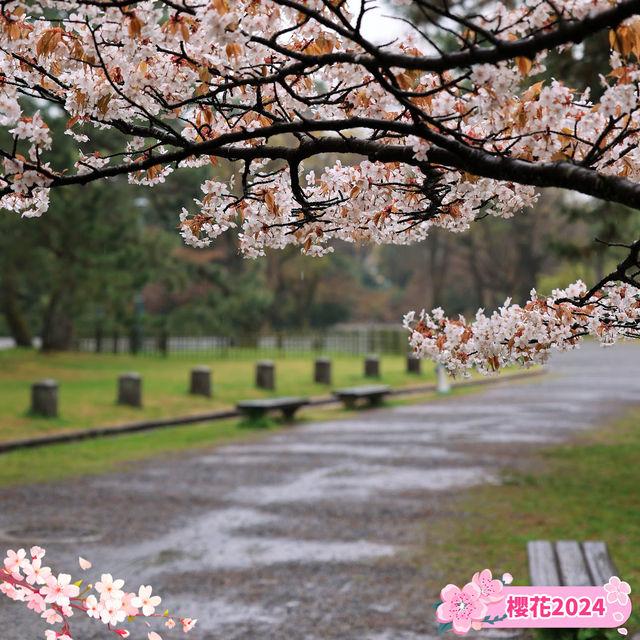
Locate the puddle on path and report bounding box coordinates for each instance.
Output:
[231,463,493,505]
[163,595,286,629]
[198,454,282,465]
[206,443,462,461]
[107,507,396,578]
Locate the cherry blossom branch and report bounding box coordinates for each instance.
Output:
[404,280,640,376]
[5,117,640,209]
[2,0,640,365]
[555,238,640,304]
[2,547,196,640]
[251,0,640,72]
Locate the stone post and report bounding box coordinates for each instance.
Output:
[256,360,275,390]
[314,357,331,385]
[118,372,142,407]
[364,354,380,378]
[190,366,212,397]
[407,355,421,374]
[31,379,58,418]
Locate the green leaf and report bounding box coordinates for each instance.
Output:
[438,621,454,635]
[483,614,508,625]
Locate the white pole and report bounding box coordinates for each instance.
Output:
[436,364,451,394]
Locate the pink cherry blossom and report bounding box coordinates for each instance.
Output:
[0,582,19,599]
[181,618,197,632]
[85,594,100,619]
[437,582,488,635]
[132,585,161,616]
[472,569,504,604]
[24,558,52,585]
[1,0,638,630]
[41,608,63,624]
[95,574,125,601]
[4,548,28,576]
[604,576,631,606]
[40,574,80,607]
[78,557,92,571]
[31,547,46,561]
[26,592,47,614]
[99,598,127,626]
[120,591,141,617]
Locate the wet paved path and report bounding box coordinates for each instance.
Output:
[1,343,638,640]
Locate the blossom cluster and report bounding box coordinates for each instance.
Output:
[404,280,640,376]
[0,0,636,237]
[1,547,196,640]
[179,161,537,257]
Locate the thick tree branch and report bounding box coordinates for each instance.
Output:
[5,115,640,213]
[253,0,640,72]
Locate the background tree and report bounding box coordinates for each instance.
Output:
[0,113,174,350]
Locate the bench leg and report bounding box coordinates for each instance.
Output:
[242,408,267,421]
[370,394,384,406]
[282,407,298,421]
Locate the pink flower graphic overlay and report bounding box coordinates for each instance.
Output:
[604,577,631,606]
[473,569,505,604]
[437,582,489,635]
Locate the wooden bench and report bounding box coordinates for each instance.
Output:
[236,397,309,421]
[332,384,391,408]
[527,540,617,586]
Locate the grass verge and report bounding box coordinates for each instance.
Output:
[0,416,277,487]
[0,374,532,487]
[0,348,439,442]
[0,347,536,444]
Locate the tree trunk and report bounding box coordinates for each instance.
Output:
[41,293,74,351]
[0,277,33,347]
[513,215,543,305]
[299,272,320,330]
[465,233,488,310]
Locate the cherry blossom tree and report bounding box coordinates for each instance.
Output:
[1,0,639,374]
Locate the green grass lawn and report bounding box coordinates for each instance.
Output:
[0,416,264,487]
[417,407,640,634]
[0,383,490,487]
[0,348,439,442]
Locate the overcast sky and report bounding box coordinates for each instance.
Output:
[345,1,409,44]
